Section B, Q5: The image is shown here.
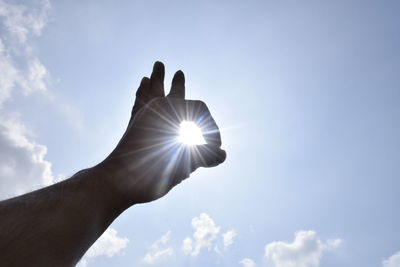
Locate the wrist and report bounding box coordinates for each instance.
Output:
[91,160,138,209]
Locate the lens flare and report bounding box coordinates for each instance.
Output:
[177,121,206,145]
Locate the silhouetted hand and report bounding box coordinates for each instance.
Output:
[100,62,226,204]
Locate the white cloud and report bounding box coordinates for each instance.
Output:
[0,0,53,199]
[77,227,129,267]
[182,213,220,256]
[0,0,50,106]
[383,251,400,267]
[265,230,342,267]
[182,237,193,255]
[0,38,49,104]
[223,229,237,248]
[240,258,256,267]
[143,231,174,264]
[86,228,129,258]
[0,117,54,199]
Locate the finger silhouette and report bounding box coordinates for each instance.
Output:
[168,70,185,99]
[150,61,165,97]
[131,77,151,119]
[191,144,226,168]
[198,110,222,147]
[168,144,226,187]
[186,100,222,147]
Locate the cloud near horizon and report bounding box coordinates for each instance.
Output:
[265,230,342,267]
[77,227,129,267]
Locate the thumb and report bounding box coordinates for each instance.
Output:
[191,144,226,168]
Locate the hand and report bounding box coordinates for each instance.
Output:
[100,62,226,205]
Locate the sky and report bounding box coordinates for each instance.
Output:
[0,0,399,266]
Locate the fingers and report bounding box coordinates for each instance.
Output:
[168,70,185,99]
[130,61,165,121]
[131,77,151,118]
[170,144,226,187]
[136,77,151,99]
[190,100,222,147]
[150,61,165,97]
[198,110,222,147]
[191,144,226,169]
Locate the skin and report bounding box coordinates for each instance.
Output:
[0,62,226,267]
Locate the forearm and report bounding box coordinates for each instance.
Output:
[0,165,127,267]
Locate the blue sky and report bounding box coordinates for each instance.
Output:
[1,0,399,266]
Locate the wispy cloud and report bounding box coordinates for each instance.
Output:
[0,0,50,43]
[143,231,174,264]
[265,230,342,267]
[0,0,50,103]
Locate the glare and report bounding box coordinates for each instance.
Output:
[177,121,206,145]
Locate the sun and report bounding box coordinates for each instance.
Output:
[177,121,206,145]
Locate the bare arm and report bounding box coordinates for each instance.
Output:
[0,167,124,266]
[0,62,226,267]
